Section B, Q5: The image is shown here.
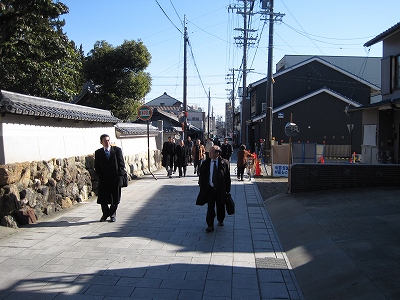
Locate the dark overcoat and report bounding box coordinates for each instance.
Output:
[162,141,175,168]
[175,144,189,167]
[221,143,233,160]
[196,157,231,206]
[94,146,125,205]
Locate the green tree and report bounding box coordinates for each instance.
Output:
[0,0,84,101]
[84,40,152,121]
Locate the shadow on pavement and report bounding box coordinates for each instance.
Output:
[265,186,400,300]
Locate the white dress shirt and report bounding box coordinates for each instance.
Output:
[209,159,218,187]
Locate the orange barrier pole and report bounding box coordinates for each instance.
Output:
[255,153,261,176]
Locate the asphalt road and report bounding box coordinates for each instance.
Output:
[255,181,400,300]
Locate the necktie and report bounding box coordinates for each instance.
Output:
[105,149,110,159]
[212,160,218,188]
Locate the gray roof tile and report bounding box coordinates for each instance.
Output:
[115,123,160,136]
[0,90,121,123]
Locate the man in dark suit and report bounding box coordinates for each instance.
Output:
[197,145,231,232]
[221,138,233,161]
[94,134,125,222]
[162,136,175,178]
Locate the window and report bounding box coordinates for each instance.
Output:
[251,93,256,115]
[382,55,400,94]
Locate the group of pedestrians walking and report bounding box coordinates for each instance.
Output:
[161,136,190,178]
[93,132,239,233]
[162,136,233,178]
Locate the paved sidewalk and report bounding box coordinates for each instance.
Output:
[0,163,304,300]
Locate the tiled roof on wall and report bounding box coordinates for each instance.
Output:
[115,123,160,136]
[0,90,121,123]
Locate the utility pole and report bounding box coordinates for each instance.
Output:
[229,0,256,146]
[207,88,211,138]
[183,15,188,141]
[226,68,237,141]
[260,0,284,161]
[211,106,214,137]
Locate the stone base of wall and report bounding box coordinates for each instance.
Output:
[0,149,161,228]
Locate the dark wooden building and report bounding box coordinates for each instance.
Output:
[247,57,380,154]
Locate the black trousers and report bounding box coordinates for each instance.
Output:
[194,159,202,174]
[178,165,187,177]
[206,186,225,226]
[237,166,245,179]
[101,203,118,218]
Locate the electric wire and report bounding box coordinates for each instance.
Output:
[169,0,184,27]
[154,0,183,35]
[280,0,325,55]
[283,22,369,46]
[187,33,208,98]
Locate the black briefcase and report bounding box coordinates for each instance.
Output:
[225,193,235,215]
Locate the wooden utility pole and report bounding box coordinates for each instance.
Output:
[261,0,284,163]
[183,16,188,141]
[226,68,237,140]
[242,0,248,146]
[231,69,235,140]
[207,88,211,138]
[229,0,256,146]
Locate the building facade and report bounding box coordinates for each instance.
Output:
[246,56,380,155]
[354,22,400,164]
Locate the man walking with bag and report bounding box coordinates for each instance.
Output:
[197,145,231,232]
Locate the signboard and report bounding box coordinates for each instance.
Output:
[138,105,153,121]
[278,112,284,119]
[272,164,289,177]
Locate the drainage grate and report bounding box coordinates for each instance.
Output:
[256,257,288,269]
[55,216,85,223]
[247,203,264,207]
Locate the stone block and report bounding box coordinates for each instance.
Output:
[61,197,73,209]
[1,215,18,228]
[0,163,24,185]
[44,203,55,215]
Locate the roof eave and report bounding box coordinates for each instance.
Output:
[364,22,400,47]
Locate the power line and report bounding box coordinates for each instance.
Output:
[280,0,325,55]
[283,22,369,46]
[187,33,209,98]
[188,20,232,44]
[154,0,183,34]
[169,0,183,27]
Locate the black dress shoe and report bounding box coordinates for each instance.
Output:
[218,221,224,226]
[206,226,214,232]
[100,216,108,222]
[109,217,116,222]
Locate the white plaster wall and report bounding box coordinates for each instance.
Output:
[2,123,116,163]
[0,111,160,164]
[119,137,158,155]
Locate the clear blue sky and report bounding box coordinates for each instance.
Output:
[61,0,399,118]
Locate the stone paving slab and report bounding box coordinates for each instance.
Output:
[0,163,303,300]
